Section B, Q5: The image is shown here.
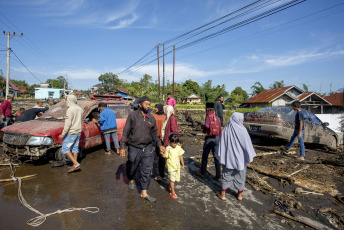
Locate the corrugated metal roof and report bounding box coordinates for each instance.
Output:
[297,92,313,101]
[9,81,20,91]
[324,93,344,106]
[244,86,293,103]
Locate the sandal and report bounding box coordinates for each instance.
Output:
[142,195,156,202]
[68,165,80,173]
[217,193,226,201]
[154,176,162,181]
[197,172,205,179]
[169,193,178,199]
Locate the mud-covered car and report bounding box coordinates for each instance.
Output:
[1,98,130,161]
[244,107,338,149]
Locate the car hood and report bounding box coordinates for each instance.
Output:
[1,120,64,136]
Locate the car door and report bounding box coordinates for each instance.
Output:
[107,103,130,142]
[307,111,323,144]
[80,105,102,149]
[301,110,313,143]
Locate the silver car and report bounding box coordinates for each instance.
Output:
[243,107,338,150]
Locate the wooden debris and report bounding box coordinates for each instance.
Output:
[287,165,309,177]
[274,209,321,230]
[0,174,37,183]
[0,163,19,166]
[247,163,295,183]
[294,187,323,196]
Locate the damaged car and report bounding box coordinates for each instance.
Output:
[243,107,338,150]
[1,97,130,162]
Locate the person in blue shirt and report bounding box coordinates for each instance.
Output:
[93,102,119,155]
[281,101,305,160]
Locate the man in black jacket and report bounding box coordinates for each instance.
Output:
[214,95,225,127]
[120,96,165,202]
[16,107,49,123]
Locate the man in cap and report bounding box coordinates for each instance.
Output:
[120,96,165,202]
[0,94,14,128]
[58,95,83,173]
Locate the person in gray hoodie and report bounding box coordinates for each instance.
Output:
[58,95,83,173]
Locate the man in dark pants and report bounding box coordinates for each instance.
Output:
[120,96,165,202]
[198,103,222,182]
[214,95,225,127]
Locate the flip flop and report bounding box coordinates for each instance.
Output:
[169,193,178,199]
[105,151,111,155]
[142,195,156,202]
[216,193,226,201]
[68,165,80,173]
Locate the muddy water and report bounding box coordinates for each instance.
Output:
[0,146,298,230]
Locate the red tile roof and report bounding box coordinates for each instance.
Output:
[244,86,294,103]
[18,86,26,93]
[324,93,344,106]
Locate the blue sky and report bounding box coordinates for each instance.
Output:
[0,0,343,95]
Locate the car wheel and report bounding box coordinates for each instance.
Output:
[55,147,68,164]
[327,136,337,150]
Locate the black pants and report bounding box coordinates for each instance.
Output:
[152,142,166,178]
[126,144,154,190]
[201,135,221,179]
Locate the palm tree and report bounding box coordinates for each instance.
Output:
[251,82,265,96]
[302,83,309,93]
[270,80,285,89]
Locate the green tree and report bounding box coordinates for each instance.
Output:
[270,80,285,89]
[46,76,67,89]
[0,70,5,94]
[182,80,200,96]
[227,87,248,105]
[11,80,29,87]
[302,83,309,93]
[200,80,229,103]
[251,82,265,96]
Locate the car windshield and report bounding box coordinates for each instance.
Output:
[38,102,68,120]
[108,104,130,119]
[258,107,311,123]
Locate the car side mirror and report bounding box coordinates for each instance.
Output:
[322,122,329,127]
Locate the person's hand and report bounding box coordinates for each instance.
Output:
[182,166,185,172]
[1,115,4,119]
[159,146,166,155]
[58,134,64,140]
[120,149,126,158]
[298,133,302,139]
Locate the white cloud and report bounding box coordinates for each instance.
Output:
[107,13,138,30]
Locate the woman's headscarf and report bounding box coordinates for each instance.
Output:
[205,110,220,136]
[155,104,164,115]
[161,105,174,140]
[217,112,256,171]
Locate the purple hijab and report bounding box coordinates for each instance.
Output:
[217,112,256,171]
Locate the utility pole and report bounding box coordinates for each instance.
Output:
[162,43,165,104]
[3,31,23,100]
[173,44,175,97]
[157,43,160,103]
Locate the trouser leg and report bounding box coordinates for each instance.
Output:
[286,130,298,149]
[104,133,111,151]
[126,146,142,181]
[201,136,215,175]
[213,135,221,179]
[139,145,154,190]
[111,131,120,149]
[298,130,305,157]
[152,145,160,178]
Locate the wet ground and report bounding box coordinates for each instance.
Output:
[1,140,341,230]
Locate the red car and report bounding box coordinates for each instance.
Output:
[1,98,130,162]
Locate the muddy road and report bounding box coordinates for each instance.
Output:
[0,139,341,230]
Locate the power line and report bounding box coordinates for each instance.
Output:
[177,2,344,60]
[119,0,306,75]
[11,49,43,83]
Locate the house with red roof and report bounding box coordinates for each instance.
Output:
[243,85,332,114]
[324,93,344,114]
